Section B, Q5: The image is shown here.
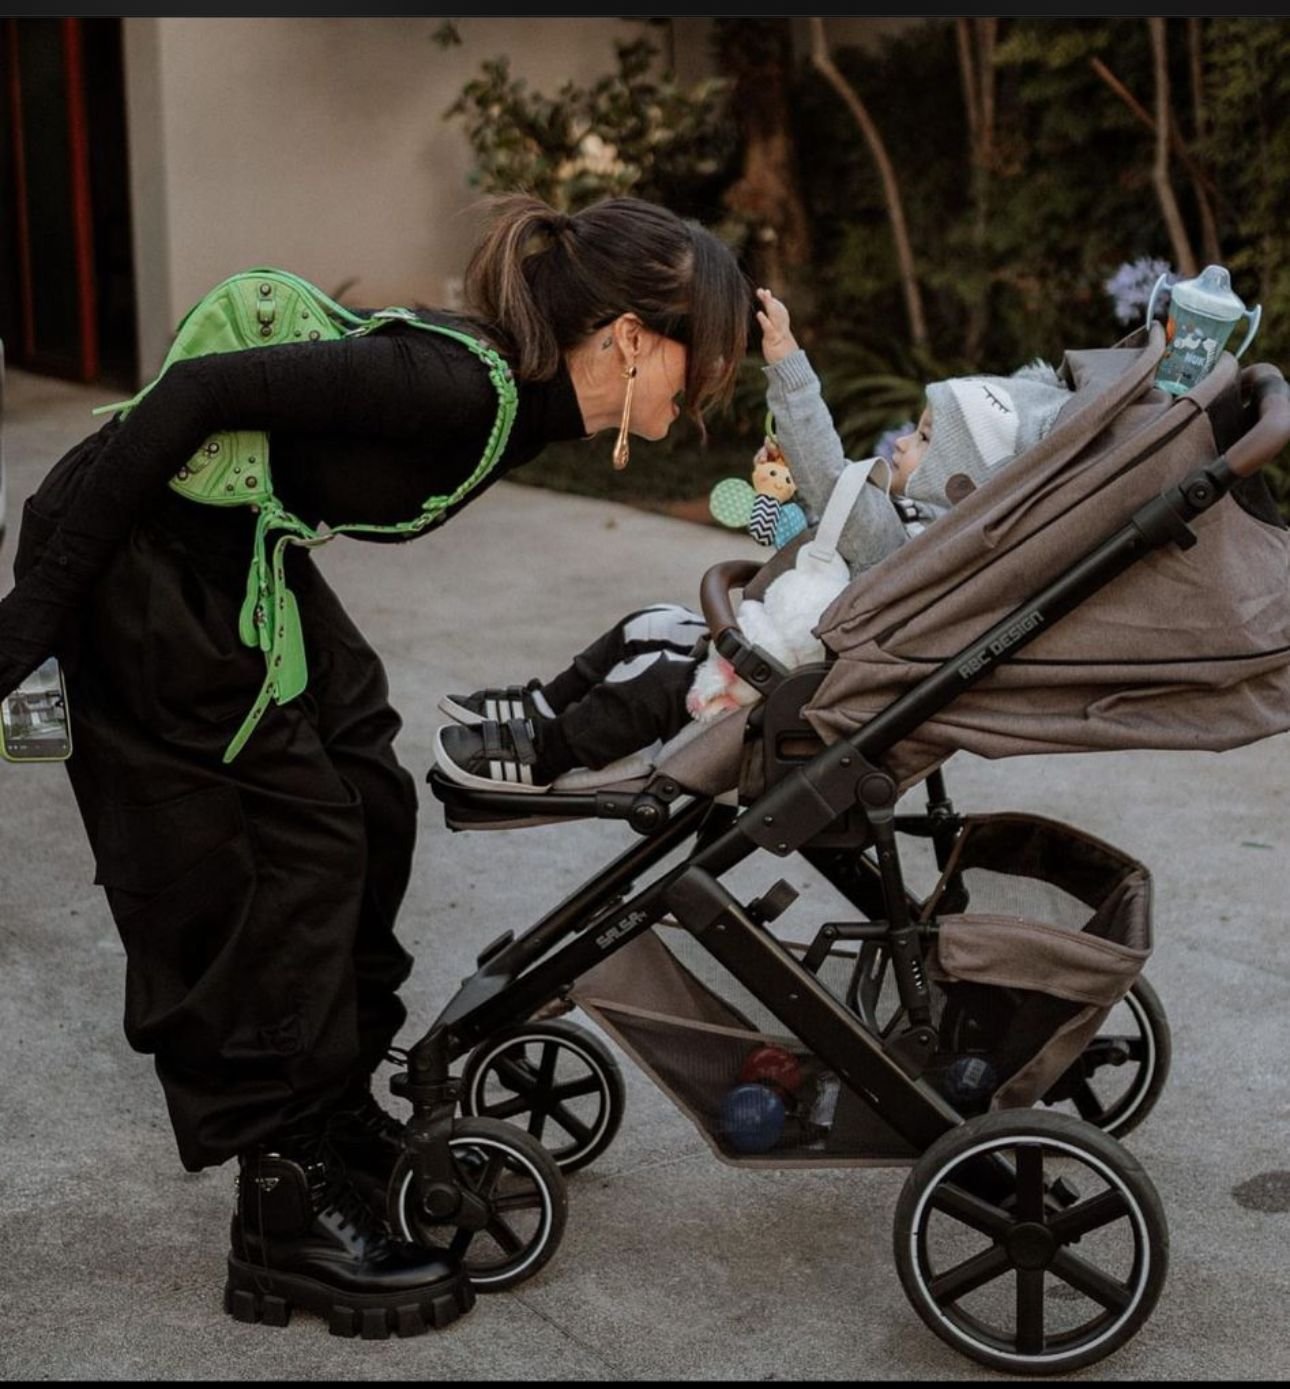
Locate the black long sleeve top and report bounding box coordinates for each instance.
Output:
[0,320,589,694]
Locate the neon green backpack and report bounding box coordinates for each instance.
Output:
[98,268,518,762]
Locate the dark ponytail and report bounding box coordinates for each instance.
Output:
[462,194,569,383]
[463,193,751,429]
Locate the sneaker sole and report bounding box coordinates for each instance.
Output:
[224,1257,475,1338]
[432,724,551,795]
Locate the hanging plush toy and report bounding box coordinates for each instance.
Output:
[689,457,879,723]
[709,428,810,549]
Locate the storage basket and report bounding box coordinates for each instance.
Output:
[570,813,1151,1163]
[919,812,1153,1109]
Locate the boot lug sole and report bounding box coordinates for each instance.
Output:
[224,1257,475,1337]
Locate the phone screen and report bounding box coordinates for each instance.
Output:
[0,657,72,762]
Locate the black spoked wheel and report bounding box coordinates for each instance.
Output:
[893,1110,1168,1375]
[460,1020,626,1173]
[1039,978,1171,1138]
[390,1117,568,1291]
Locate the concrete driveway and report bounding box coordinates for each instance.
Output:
[2,367,1288,1381]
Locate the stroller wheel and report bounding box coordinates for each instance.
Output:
[460,1020,626,1172]
[390,1117,568,1292]
[893,1110,1167,1375]
[1040,977,1171,1138]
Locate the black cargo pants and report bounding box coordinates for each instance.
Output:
[27,477,418,1172]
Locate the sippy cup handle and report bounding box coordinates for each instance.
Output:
[1145,273,1169,329]
[1233,303,1262,360]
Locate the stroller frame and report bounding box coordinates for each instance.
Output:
[383,372,1289,1375]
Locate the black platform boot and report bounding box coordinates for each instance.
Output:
[225,1128,474,1339]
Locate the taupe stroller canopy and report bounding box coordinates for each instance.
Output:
[803,326,1290,783]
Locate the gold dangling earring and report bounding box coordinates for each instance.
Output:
[612,364,638,471]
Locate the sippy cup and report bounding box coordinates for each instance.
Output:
[1146,264,1261,396]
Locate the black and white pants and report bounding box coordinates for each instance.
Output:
[534,603,708,776]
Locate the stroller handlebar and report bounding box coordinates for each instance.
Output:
[1228,363,1290,477]
[700,559,761,643]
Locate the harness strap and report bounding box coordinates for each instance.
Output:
[506,715,538,765]
[804,458,884,567]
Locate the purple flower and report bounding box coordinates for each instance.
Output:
[1105,258,1177,325]
[874,422,915,462]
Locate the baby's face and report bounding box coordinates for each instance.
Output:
[889,407,932,495]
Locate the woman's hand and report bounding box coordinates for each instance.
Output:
[756,288,799,365]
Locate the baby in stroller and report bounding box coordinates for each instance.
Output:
[433,289,1073,792]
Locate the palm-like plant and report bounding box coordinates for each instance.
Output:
[815,337,967,456]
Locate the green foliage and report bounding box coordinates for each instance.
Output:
[440,19,1290,505]
[817,339,965,454]
[442,36,736,217]
[1203,18,1290,361]
[1200,17,1290,497]
[793,19,1171,375]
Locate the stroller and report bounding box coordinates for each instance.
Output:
[370,326,1290,1373]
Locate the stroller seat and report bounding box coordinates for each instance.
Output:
[434,325,1290,839]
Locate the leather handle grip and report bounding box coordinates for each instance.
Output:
[699,559,763,641]
[1227,363,1290,478]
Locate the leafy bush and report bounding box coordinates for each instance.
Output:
[443,35,737,220]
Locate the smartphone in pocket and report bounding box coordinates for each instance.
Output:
[0,656,72,762]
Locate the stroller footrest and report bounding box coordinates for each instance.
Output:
[426,768,675,834]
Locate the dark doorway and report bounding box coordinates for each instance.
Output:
[0,18,137,388]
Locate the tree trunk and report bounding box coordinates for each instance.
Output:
[713,19,811,290]
[958,18,998,362]
[1089,54,1221,266]
[1185,18,1220,263]
[1187,18,1206,143]
[1148,18,1198,277]
[809,17,928,349]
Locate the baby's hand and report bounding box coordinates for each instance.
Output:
[756,287,799,365]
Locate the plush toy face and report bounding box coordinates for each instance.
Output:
[752,455,797,502]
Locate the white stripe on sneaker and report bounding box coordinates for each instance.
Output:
[432,724,551,795]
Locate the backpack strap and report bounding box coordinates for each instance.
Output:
[328,309,519,539]
[220,310,519,763]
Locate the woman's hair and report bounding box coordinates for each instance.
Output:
[463,193,751,430]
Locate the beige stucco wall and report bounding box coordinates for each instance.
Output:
[121,16,650,381]
[119,16,929,384]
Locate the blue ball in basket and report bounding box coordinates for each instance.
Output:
[942,1055,999,1109]
[721,1082,787,1154]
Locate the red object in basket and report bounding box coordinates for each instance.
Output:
[737,1044,803,1098]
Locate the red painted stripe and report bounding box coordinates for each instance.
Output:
[63,17,99,382]
[6,20,36,361]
